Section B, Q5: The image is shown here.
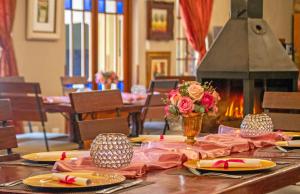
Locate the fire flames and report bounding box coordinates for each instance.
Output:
[225,94,260,119]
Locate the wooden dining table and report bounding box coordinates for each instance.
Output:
[1,148,300,194]
[43,96,146,142]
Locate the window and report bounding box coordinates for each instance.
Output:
[98,0,124,81]
[175,1,203,76]
[64,0,128,90]
[65,0,92,80]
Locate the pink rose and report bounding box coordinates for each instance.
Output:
[170,93,181,104]
[187,84,204,101]
[168,89,178,99]
[178,97,194,114]
[201,92,215,111]
[95,73,104,84]
[168,89,181,104]
[212,91,221,103]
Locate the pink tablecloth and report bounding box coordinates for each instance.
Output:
[53,133,288,178]
[43,93,146,104]
[145,133,288,160]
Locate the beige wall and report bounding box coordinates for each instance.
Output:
[209,0,293,42]
[132,0,177,86]
[12,0,65,132]
[131,0,294,86]
[264,0,294,43]
[10,0,294,132]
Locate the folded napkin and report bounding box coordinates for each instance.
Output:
[197,158,262,169]
[36,151,90,160]
[53,148,184,178]
[286,140,300,147]
[51,173,91,186]
[43,96,70,104]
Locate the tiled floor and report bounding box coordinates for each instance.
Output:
[14,136,78,155]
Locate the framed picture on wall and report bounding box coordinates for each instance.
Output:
[147,1,174,41]
[295,0,300,12]
[26,0,62,40]
[146,51,171,85]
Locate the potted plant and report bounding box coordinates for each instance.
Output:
[95,71,119,90]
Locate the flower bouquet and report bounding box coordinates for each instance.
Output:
[95,71,119,90]
[164,81,220,144]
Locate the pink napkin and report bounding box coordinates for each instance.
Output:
[43,96,70,104]
[53,148,184,178]
[121,93,146,103]
[142,133,289,160]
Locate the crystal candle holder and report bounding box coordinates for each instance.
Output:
[90,133,133,169]
[240,113,273,137]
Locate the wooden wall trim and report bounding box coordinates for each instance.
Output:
[91,0,99,90]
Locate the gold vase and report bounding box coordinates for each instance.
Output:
[182,113,204,144]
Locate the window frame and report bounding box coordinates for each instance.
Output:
[64,0,132,91]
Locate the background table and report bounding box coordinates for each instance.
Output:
[43,99,145,143]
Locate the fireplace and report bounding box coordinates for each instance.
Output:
[198,0,299,124]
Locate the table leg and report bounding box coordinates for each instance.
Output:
[68,112,82,144]
[130,112,141,137]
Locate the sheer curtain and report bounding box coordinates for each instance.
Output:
[179,0,213,63]
[0,0,18,76]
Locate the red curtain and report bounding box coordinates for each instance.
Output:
[179,0,213,63]
[0,0,18,76]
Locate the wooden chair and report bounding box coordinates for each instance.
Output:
[0,76,35,133]
[0,99,20,162]
[0,76,25,83]
[0,82,49,151]
[155,75,196,83]
[69,90,129,149]
[263,91,300,131]
[149,79,179,93]
[141,93,169,135]
[60,76,88,95]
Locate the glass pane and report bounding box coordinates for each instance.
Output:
[106,0,116,13]
[84,0,92,11]
[98,14,105,72]
[73,11,83,76]
[98,0,105,13]
[105,14,117,72]
[72,0,83,10]
[64,0,72,10]
[117,1,123,14]
[65,10,72,76]
[117,15,123,80]
[84,12,92,80]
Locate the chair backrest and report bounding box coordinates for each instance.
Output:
[0,82,47,122]
[142,93,167,121]
[69,90,129,142]
[61,76,88,95]
[149,79,179,93]
[0,76,25,83]
[155,75,196,83]
[263,91,300,131]
[0,99,19,161]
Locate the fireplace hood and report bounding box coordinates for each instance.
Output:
[197,0,298,80]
